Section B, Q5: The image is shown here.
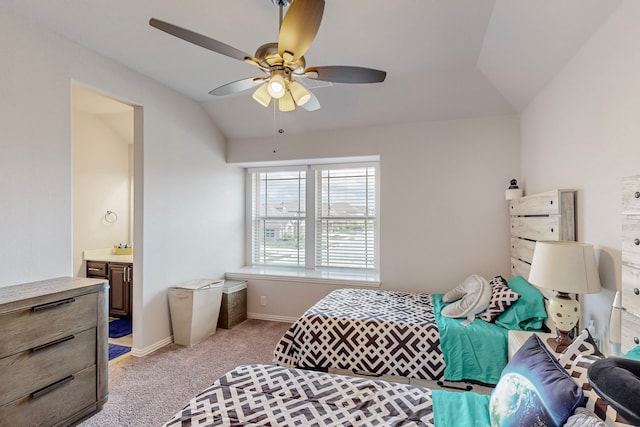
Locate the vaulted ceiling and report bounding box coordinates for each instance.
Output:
[4,0,621,140]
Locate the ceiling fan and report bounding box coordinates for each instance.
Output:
[149,0,386,112]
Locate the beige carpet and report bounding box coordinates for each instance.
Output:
[79,319,292,427]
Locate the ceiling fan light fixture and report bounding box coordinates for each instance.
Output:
[252,82,272,107]
[267,74,286,99]
[279,91,296,112]
[289,80,311,106]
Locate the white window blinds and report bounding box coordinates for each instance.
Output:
[249,162,378,272]
[315,166,377,269]
[252,169,306,266]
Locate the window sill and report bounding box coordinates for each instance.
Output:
[225,266,381,287]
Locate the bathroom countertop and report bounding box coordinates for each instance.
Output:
[84,248,133,263]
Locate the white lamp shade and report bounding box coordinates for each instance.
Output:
[252,83,271,107]
[529,241,602,294]
[289,80,311,106]
[278,91,295,112]
[609,290,622,355]
[267,74,286,99]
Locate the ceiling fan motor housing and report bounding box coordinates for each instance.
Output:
[255,42,305,74]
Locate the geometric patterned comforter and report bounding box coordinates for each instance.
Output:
[163,364,435,426]
[273,289,445,381]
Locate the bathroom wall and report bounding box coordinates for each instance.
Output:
[72,106,132,276]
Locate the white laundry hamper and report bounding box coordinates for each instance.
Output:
[168,279,224,347]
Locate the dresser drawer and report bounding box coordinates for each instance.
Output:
[0,365,96,427]
[0,292,97,359]
[621,311,640,355]
[622,215,640,267]
[86,261,108,278]
[0,328,96,406]
[622,174,640,214]
[622,264,640,317]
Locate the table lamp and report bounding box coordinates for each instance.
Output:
[528,241,602,352]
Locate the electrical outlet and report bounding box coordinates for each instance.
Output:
[260,295,267,306]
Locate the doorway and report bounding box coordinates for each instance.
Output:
[71,85,135,362]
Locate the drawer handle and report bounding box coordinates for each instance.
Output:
[87,267,102,271]
[31,335,75,353]
[635,288,640,296]
[30,375,74,400]
[32,297,75,312]
[635,238,640,246]
[635,191,640,199]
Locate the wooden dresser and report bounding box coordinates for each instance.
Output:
[621,175,640,354]
[0,277,108,426]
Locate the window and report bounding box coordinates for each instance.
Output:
[316,166,377,269]
[251,169,306,266]
[249,163,378,272]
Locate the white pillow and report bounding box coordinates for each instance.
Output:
[563,408,607,427]
[441,274,491,323]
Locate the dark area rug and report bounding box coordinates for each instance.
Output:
[109,343,131,361]
[109,318,132,338]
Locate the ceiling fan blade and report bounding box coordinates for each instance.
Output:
[149,18,256,63]
[305,66,387,84]
[278,0,324,62]
[209,77,265,96]
[301,90,320,111]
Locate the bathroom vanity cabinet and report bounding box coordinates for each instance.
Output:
[87,260,132,318]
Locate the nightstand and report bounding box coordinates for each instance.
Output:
[508,330,561,360]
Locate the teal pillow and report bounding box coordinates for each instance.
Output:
[495,276,547,331]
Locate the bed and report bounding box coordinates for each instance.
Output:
[272,276,546,386]
[271,189,577,386]
[272,286,499,385]
[164,332,634,426]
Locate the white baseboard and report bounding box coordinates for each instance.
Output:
[248,312,297,323]
[130,335,173,357]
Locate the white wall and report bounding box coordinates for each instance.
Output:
[228,115,521,318]
[72,109,132,277]
[521,0,637,347]
[0,10,244,353]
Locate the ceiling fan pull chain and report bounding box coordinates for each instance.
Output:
[273,101,277,153]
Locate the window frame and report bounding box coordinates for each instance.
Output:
[245,161,379,275]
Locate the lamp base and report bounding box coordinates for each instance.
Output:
[547,330,573,353]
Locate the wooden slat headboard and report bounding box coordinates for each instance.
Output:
[509,189,577,281]
[509,189,577,331]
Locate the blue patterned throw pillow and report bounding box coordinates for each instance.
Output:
[490,334,583,427]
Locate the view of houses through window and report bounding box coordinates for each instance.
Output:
[251,164,378,271]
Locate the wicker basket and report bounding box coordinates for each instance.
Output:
[218,280,247,329]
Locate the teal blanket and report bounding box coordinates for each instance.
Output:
[433,389,491,427]
[625,345,640,360]
[433,294,508,384]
